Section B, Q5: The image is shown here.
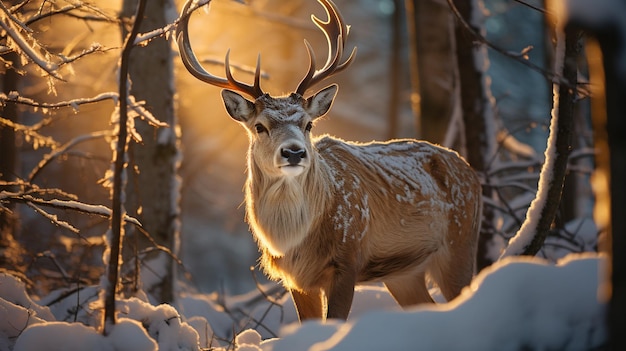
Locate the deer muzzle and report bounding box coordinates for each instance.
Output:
[282,148,307,165]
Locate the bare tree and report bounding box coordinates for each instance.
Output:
[104,0,149,333]
[405,0,460,144]
[121,0,180,304]
[449,0,498,270]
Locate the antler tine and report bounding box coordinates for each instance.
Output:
[295,0,357,96]
[177,0,264,99]
[224,51,264,98]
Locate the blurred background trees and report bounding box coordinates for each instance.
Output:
[0,0,606,306]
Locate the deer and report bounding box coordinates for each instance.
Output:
[176,0,482,321]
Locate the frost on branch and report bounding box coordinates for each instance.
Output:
[108,94,169,144]
[0,2,59,78]
[0,189,143,230]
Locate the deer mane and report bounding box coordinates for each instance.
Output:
[245,147,332,257]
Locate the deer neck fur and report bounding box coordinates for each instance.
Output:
[245,147,332,257]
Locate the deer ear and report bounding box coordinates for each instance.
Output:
[306,84,338,119]
[222,90,255,122]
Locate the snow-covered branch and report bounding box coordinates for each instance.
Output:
[133,0,210,46]
[0,1,118,84]
[26,201,80,234]
[0,91,164,149]
[500,22,580,258]
[0,2,60,78]
[0,91,119,112]
[28,131,111,182]
[0,116,58,149]
[55,44,118,68]
[24,3,118,26]
[0,191,142,227]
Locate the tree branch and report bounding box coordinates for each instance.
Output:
[0,191,142,227]
[445,0,572,87]
[521,26,580,256]
[500,23,580,258]
[103,0,147,333]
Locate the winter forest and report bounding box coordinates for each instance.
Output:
[1,0,625,349]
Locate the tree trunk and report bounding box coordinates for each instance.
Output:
[583,25,626,351]
[577,16,626,351]
[451,0,498,271]
[0,52,25,271]
[405,0,459,143]
[520,26,578,256]
[121,0,180,304]
[387,0,403,139]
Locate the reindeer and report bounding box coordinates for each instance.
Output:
[177,0,482,321]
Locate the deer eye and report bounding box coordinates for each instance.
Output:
[254,123,267,134]
[305,121,313,132]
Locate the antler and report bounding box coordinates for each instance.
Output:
[176,0,264,99]
[295,0,357,96]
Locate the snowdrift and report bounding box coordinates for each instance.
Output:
[0,253,606,350]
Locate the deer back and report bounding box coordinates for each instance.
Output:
[260,136,482,292]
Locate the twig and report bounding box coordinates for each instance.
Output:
[35,251,72,280]
[512,0,550,15]
[56,44,118,68]
[26,201,80,233]
[104,0,148,331]
[0,192,142,227]
[24,3,119,26]
[135,0,210,47]
[445,0,571,87]
[28,131,111,182]
[494,186,525,228]
[0,116,59,149]
[8,1,30,14]
[0,2,60,78]
[44,285,86,307]
[0,91,119,111]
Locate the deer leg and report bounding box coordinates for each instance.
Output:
[324,268,356,320]
[428,236,477,302]
[430,255,474,302]
[291,289,324,321]
[384,272,434,307]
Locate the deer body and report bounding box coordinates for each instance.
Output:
[223,88,482,320]
[177,0,482,321]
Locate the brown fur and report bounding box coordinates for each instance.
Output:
[216,87,483,321]
[252,134,482,320]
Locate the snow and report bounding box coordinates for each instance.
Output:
[0,253,606,350]
[266,253,606,351]
[499,8,566,259]
[13,319,158,351]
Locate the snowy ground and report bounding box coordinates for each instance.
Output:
[1,253,607,350]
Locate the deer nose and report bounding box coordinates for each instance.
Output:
[281,148,307,165]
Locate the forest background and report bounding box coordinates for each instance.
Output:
[0,0,624,349]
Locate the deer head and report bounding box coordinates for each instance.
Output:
[176,0,356,178]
